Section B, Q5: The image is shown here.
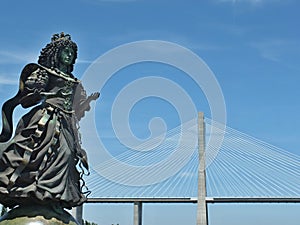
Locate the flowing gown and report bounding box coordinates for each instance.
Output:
[0,63,89,208]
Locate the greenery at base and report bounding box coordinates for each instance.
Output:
[1,205,99,225]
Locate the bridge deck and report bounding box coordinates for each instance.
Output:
[86,197,300,204]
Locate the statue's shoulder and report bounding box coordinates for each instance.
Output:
[19,63,47,91]
[18,63,49,108]
[20,63,41,79]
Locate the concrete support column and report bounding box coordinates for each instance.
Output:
[197,112,208,225]
[72,205,83,225]
[134,202,143,225]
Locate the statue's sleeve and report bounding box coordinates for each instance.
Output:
[19,68,49,108]
[24,68,49,92]
[74,83,89,120]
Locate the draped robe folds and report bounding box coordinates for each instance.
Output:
[0,63,90,208]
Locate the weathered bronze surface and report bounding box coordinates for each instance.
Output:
[0,33,99,213]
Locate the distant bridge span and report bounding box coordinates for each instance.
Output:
[86,197,300,204]
[73,113,300,225]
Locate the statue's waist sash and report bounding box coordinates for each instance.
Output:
[45,97,74,114]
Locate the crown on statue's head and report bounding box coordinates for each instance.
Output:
[51,32,71,43]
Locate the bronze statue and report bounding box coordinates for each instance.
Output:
[0,33,99,211]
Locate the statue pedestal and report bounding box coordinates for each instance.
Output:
[0,205,79,225]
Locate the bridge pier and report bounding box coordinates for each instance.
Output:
[72,205,83,225]
[134,201,143,225]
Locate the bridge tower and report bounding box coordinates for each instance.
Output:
[197,112,208,225]
[73,112,208,225]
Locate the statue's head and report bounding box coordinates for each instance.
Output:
[38,32,78,74]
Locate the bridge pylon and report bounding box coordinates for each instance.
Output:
[197,112,208,225]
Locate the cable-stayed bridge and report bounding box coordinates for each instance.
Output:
[79,114,300,225]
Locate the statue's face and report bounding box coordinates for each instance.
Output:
[59,46,75,67]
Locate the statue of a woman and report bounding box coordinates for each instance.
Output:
[0,33,99,210]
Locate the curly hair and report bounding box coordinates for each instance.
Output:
[38,33,78,74]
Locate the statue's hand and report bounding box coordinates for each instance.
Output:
[88,92,100,101]
[76,92,100,120]
[83,92,100,111]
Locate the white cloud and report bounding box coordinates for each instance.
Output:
[0,50,37,64]
[91,30,225,54]
[217,0,283,5]
[84,0,137,4]
[219,0,261,3]
[0,75,18,85]
[99,0,137,2]
[250,39,300,63]
[77,58,95,64]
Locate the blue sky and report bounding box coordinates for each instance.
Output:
[0,0,299,225]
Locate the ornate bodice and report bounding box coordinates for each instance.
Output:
[24,66,85,113]
[45,73,79,112]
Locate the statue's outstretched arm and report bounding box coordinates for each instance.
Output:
[74,83,100,120]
